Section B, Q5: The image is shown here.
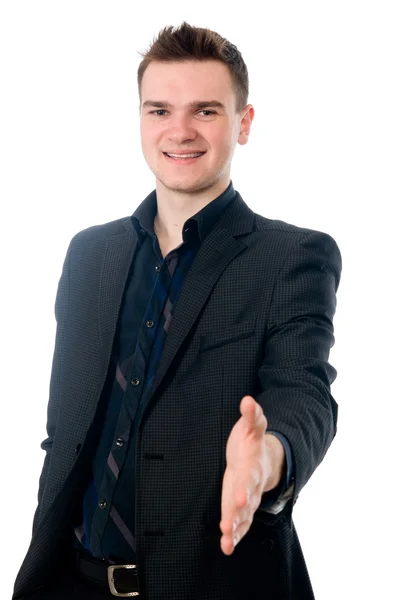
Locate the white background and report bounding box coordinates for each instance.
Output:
[1,1,400,598]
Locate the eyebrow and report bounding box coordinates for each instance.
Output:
[142,100,226,111]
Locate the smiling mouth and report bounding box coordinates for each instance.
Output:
[162,152,206,164]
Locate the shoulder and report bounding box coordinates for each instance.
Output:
[66,215,132,249]
[253,213,342,277]
[254,212,336,242]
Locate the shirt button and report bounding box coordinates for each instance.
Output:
[99,501,107,509]
[146,320,154,328]
[116,437,124,447]
[155,265,160,271]
[131,378,140,386]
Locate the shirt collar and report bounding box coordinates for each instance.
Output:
[131,180,237,243]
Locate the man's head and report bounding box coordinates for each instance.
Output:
[137,22,254,196]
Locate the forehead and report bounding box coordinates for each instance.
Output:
[141,60,235,105]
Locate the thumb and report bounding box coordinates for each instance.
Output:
[240,396,268,430]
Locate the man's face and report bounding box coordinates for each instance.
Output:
[139,60,253,194]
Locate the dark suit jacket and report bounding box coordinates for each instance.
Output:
[13,191,341,599]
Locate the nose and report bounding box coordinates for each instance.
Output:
[167,114,197,145]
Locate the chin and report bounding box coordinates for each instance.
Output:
[156,172,212,194]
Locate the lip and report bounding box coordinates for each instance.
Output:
[163,151,206,165]
[163,150,207,155]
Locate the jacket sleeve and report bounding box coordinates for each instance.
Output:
[258,430,293,513]
[256,230,342,520]
[31,238,74,536]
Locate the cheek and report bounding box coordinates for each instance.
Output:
[141,138,160,161]
[211,135,233,158]
[140,123,160,147]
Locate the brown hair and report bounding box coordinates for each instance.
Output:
[137,22,249,114]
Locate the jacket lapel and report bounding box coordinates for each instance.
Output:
[95,192,255,420]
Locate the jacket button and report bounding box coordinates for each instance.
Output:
[116,437,124,447]
[260,538,274,551]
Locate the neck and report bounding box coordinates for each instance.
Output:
[153,176,230,240]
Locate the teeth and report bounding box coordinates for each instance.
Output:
[166,153,203,158]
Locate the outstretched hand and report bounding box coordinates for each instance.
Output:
[220,395,285,555]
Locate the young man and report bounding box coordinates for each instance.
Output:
[13,22,341,600]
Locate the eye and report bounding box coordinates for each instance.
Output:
[149,109,217,117]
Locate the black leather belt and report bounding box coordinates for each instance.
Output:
[75,550,140,597]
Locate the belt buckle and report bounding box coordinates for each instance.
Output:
[107,564,139,597]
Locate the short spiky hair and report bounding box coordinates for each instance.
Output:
[137,22,249,114]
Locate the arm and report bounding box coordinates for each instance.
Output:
[256,230,342,518]
[31,238,73,536]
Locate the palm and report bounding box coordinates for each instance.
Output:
[224,404,267,505]
[226,411,262,469]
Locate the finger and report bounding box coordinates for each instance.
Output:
[234,465,259,507]
[232,515,254,546]
[221,513,254,555]
[221,467,257,537]
[220,474,250,540]
[220,496,241,535]
[221,492,260,555]
[240,396,268,431]
[220,469,238,535]
[221,532,236,555]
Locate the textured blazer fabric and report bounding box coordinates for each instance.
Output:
[13,191,341,600]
